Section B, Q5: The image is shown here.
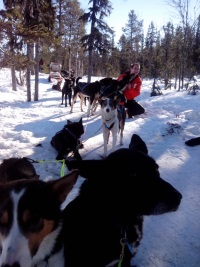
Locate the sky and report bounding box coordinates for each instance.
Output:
[79,0,200,42]
[0,0,199,42]
[0,69,200,266]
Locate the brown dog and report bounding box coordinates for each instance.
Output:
[0,157,39,183]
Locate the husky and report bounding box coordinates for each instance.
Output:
[99,98,126,157]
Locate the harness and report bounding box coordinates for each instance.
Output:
[103,113,116,130]
[116,224,141,267]
[104,122,114,130]
[64,127,79,141]
[117,238,135,267]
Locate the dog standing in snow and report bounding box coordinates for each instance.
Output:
[100,98,126,157]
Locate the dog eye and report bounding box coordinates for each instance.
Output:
[0,209,12,236]
[0,210,9,227]
[22,210,43,232]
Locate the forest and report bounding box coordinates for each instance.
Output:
[0,0,200,99]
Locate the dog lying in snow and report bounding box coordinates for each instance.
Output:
[50,118,84,160]
[0,134,182,267]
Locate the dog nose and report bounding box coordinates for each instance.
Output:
[106,108,110,112]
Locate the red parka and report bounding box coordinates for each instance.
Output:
[117,73,142,100]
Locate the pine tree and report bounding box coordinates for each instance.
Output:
[79,0,113,82]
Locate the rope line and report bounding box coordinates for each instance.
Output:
[27,158,66,177]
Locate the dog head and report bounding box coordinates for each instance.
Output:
[0,157,39,183]
[0,170,79,267]
[66,117,84,138]
[105,148,182,216]
[100,78,128,98]
[61,70,69,78]
[99,98,117,113]
[99,80,126,103]
[66,134,182,218]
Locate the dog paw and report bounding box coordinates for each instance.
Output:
[79,143,84,149]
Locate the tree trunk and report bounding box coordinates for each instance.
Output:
[11,65,17,91]
[34,42,39,101]
[26,43,32,102]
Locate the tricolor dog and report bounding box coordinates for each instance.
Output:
[0,170,79,267]
[0,134,182,267]
[100,98,126,157]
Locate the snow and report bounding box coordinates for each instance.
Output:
[0,68,200,266]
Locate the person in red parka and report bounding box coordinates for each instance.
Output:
[117,63,145,118]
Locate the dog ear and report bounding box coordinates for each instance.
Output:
[48,170,79,204]
[98,98,105,105]
[67,120,72,124]
[129,134,148,155]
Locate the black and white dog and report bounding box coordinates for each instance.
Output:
[61,78,74,107]
[60,70,76,107]
[0,135,182,267]
[99,98,126,157]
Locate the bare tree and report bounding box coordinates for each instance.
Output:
[167,0,199,89]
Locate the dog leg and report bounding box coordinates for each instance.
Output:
[118,106,126,146]
[65,94,67,107]
[61,93,64,105]
[86,99,92,117]
[111,132,118,153]
[80,95,85,112]
[103,130,109,157]
[119,124,124,146]
[90,98,99,115]
[70,94,78,113]
[119,129,123,146]
[73,150,82,160]
[69,92,72,106]
[93,101,99,113]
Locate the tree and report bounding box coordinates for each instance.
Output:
[193,15,200,73]
[54,0,85,76]
[19,0,55,101]
[1,0,56,100]
[167,0,198,89]
[0,3,23,91]
[122,10,143,66]
[79,0,113,82]
[143,22,158,77]
[161,22,175,85]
